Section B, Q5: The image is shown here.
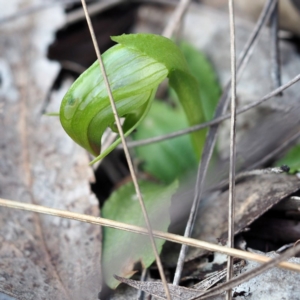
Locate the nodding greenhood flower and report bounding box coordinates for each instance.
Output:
[60,33,205,164]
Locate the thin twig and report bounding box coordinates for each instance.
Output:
[0,0,79,24]
[172,0,278,285]
[247,130,300,171]
[79,1,171,298]
[137,268,148,300]
[226,1,237,298]
[60,60,86,74]
[162,0,191,39]
[0,0,181,25]
[211,166,290,192]
[125,69,299,150]
[0,0,124,25]
[193,262,244,291]
[192,243,300,299]
[67,0,124,25]
[1,197,300,273]
[67,0,181,25]
[270,0,282,94]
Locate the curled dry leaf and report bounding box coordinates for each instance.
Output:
[168,173,300,266]
[187,174,300,261]
[115,249,300,300]
[113,275,202,300]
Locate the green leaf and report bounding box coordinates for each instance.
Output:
[60,43,167,158]
[113,34,206,158]
[133,100,198,183]
[179,42,221,121]
[274,144,300,173]
[102,180,178,289]
[133,42,220,183]
[59,34,206,163]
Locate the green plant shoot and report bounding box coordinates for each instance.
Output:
[59,34,205,164]
[102,179,178,288]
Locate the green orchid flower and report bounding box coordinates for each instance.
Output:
[59,33,205,164]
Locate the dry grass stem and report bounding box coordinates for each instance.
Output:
[162,0,191,39]
[270,1,282,92]
[227,0,237,298]
[2,1,298,299]
[193,243,300,299]
[166,0,192,287]
[212,166,290,192]
[80,0,171,298]
[171,0,278,287]
[125,72,300,149]
[1,197,300,273]
[67,0,124,25]
[249,129,300,171]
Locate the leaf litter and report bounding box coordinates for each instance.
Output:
[1,1,300,300]
[0,2,101,299]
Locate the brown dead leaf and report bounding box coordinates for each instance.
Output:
[187,174,300,260]
[0,1,101,299]
[113,275,204,300]
[115,247,300,300]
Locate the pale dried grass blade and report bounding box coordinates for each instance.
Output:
[80,0,171,298]
[1,197,300,273]
[226,0,237,298]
